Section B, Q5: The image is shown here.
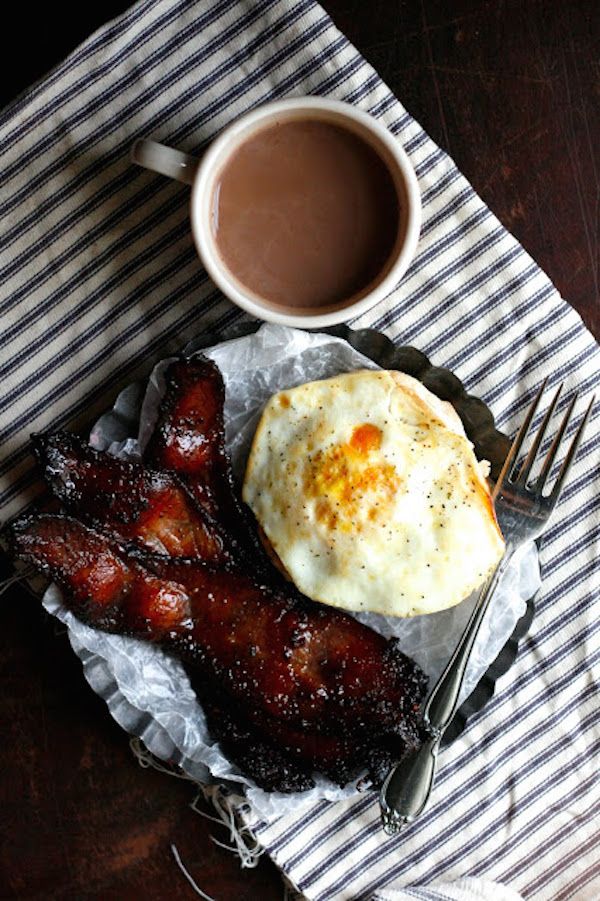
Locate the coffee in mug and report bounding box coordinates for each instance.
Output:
[211,118,400,312]
[132,98,421,328]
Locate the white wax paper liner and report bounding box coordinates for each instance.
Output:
[42,324,540,822]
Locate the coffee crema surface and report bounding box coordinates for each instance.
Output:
[211,119,400,310]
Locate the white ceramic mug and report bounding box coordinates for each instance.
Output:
[132,97,421,328]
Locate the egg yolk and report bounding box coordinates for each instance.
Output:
[304,423,399,531]
[349,422,382,455]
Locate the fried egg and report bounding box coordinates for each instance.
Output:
[243,370,505,617]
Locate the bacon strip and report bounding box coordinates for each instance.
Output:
[9,514,427,787]
[144,356,267,566]
[144,356,228,517]
[33,432,232,564]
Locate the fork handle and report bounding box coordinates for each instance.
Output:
[380,548,513,833]
[425,548,513,729]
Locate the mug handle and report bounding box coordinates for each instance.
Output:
[131,138,199,185]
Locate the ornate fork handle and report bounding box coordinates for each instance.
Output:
[380,547,514,834]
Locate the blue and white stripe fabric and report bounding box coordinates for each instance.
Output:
[1,1,598,899]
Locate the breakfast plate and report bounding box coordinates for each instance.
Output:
[37,323,540,818]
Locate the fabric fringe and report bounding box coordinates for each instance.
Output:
[129,736,198,782]
[192,785,265,869]
[170,844,215,901]
[129,737,266,871]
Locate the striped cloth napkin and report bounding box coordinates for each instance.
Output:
[1,1,598,899]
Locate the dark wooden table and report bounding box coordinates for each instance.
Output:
[1,2,598,899]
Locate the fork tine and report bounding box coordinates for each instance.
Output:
[515,383,563,485]
[548,395,595,504]
[498,378,548,487]
[534,392,579,494]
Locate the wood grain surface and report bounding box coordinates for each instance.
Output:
[1,2,598,899]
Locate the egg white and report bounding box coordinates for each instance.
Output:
[243,370,505,617]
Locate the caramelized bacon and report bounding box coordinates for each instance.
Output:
[10,356,429,792]
[33,432,232,564]
[10,514,427,787]
[144,357,266,564]
[145,356,228,517]
[199,693,315,792]
[196,687,395,791]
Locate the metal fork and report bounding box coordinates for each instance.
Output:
[379,381,595,834]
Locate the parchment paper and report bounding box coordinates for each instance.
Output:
[42,324,540,821]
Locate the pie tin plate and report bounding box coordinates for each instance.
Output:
[26,324,537,786]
